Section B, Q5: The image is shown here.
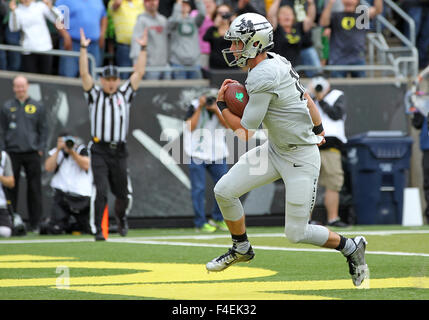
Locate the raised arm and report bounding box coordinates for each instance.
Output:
[129,28,148,91]
[303,0,316,33]
[79,28,94,91]
[319,0,335,27]
[267,0,281,30]
[369,0,383,19]
[8,0,20,32]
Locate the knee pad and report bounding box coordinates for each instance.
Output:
[285,223,305,244]
[214,179,244,222]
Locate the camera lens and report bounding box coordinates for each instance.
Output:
[206,96,216,105]
[65,139,74,149]
[315,84,323,92]
[221,12,232,20]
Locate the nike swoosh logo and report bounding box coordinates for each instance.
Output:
[293,163,303,168]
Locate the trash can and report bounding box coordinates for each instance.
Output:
[346,131,413,224]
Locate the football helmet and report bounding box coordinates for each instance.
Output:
[222,13,274,68]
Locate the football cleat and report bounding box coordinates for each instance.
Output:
[346,236,369,287]
[206,246,255,272]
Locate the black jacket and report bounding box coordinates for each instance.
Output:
[0,98,48,153]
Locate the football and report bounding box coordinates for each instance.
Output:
[224,82,249,117]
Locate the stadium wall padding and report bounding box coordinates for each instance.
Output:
[0,73,410,221]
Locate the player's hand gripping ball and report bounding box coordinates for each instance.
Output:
[224,82,249,117]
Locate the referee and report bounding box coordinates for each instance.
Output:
[79,28,148,241]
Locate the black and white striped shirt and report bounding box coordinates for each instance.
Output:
[84,80,136,143]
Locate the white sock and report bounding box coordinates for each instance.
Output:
[341,238,357,257]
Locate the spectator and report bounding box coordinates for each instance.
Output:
[0,150,14,238]
[0,0,8,70]
[184,89,229,233]
[194,0,217,73]
[4,0,21,72]
[41,133,93,235]
[55,0,107,78]
[399,0,429,70]
[410,65,429,224]
[130,0,170,80]
[203,3,237,70]
[320,0,383,78]
[308,76,348,227]
[222,0,263,15]
[108,0,144,79]
[168,0,205,79]
[0,75,48,233]
[267,1,315,67]
[8,0,61,75]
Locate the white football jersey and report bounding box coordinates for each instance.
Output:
[242,52,321,152]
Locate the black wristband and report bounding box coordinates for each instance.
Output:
[140,45,147,51]
[312,123,324,135]
[80,45,87,49]
[217,101,228,112]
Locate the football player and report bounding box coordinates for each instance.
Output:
[206,13,369,287]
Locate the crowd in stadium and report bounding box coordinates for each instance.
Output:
[0,0,427,79]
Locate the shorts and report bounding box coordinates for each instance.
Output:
[318,148,344,192]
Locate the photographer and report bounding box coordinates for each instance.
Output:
[184,89,229,232]
[0,150,15,238]
[308,76,348,227]
[42,133,93,235]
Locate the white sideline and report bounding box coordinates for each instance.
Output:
[1,229,429,258]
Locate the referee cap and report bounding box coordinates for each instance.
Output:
[101,65,119,79]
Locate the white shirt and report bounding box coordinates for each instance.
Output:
[184,99,229,162]
[9,2,60,52]
[49,145,93,197]
[0,151,13,208]
[316,89,347,144]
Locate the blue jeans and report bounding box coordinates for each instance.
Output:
[59,39,102,78]
[143,69,172,80]
[404,6,429,68]
[300,46,322,78]
[170,62,202,80]
[115,43,132,79]
[330,58,366,78]
[4,28,21,71]
[189,158,228,228]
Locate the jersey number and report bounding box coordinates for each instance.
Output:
[289,67,305,101]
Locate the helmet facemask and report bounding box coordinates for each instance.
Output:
[222,13,274,68]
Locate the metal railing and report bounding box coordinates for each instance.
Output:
[297,0,418,79]
[0,44,98,79]
[0,0,418,80]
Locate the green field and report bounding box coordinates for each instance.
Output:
[1,225,429,301]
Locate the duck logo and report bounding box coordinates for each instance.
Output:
[341,17,356,30]
[24,104,37,114]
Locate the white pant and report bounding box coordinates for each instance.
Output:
[214,142,330,246]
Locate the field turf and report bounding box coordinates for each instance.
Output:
[1,225,428,302]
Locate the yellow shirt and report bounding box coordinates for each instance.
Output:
[108,0,144,45]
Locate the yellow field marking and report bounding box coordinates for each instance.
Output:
[1,255,428,300]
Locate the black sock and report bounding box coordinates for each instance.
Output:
[232,232,248,243]
[335,234,347,251]
[232,232,250,254]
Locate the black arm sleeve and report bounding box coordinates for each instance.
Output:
[412,111,425,130]
[318,95,346,120]
[184,105,195,120]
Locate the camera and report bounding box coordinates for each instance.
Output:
[221,12,232,20]
[63,136,76,149]
[311,76,329,93]
[206,96,217,106]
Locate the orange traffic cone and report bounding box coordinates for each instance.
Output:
[101,205,109,240]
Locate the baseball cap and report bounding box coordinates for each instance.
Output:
[101,65,119,79]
